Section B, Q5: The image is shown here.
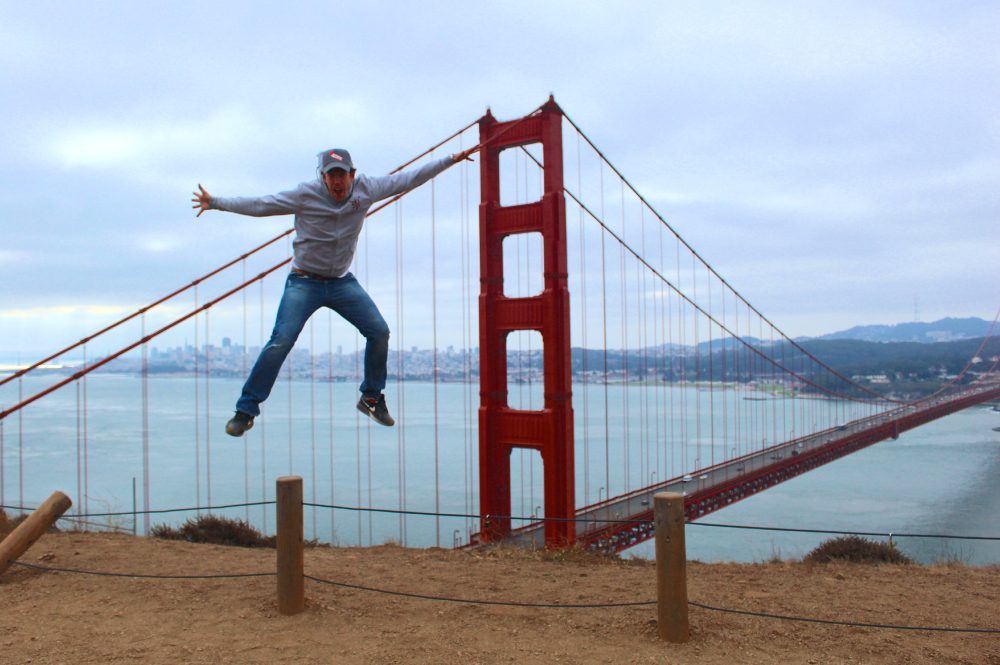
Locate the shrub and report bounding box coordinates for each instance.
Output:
[0,508,29,541]
[804,535,913,565]
[0,508,12,540]
[151,514,275,548]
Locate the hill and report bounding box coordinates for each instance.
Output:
[2,532,997,663]
[812,317,993,344]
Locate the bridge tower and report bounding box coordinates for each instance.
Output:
[478,97,575,547]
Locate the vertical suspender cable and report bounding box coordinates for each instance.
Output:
[18,373,22,513]
[142,314,150,534]
[771,326,777,450]
[790,324,796,442]
[722,280,728,461]
[692,250,700,471]
[243,259,250,521]
[658,203,666,482]
[83,344,88,517]
[288,239,293,476]
[355,275,362,546]
[515,157,524,522]
[194,287,200,511]
[395,200,404,541]
[515,151,524,523]
[365,218,372,545]
[1,413,4,509]
[599,161,609,499]
[310,318,316,539]
[397,199,407,545]
[667,246,675,480]
[528,151,535,512]
[707,265,714,467]
[76,379,82,518]
[752,309,759,449]
[757,316,764,448]
[576,130,590,504]
[676,237,685,472]
[329,309,335,542]
[260,279,268,536]
[733,293,740,458]
[463,150,474,538]
[780,327,786,443]
[620,179,629,492]
[206,310,211,510]
[431,172,441,547]
[640,205,649,486]
[459,137,471,539]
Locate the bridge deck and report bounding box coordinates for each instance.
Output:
[470,385,1000,552]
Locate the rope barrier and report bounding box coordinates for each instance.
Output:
[304,574,654,608]
[689,521,1000,541]
[4,501,998,541]
[9,560,272,579]
[8,561,997,633]
[688,601,1000,634]
[0,501,275,519]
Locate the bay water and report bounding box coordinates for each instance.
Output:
[2,374,997,564]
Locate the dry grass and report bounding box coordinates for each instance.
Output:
[473,542,629,565]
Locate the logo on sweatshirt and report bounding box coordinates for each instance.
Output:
[351,198,361,211]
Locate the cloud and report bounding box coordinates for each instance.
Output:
[0,305,136,319]
[0,249,29,266]
[48,105,262,170]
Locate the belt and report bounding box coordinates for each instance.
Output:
[291,267,335,280]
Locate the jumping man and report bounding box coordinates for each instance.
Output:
[193,146,476,436]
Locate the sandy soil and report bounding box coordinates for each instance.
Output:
[1,532,998,665]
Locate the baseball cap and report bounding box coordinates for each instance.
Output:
[318,148,354,173]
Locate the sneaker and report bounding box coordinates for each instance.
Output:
[225,411,255,437]
[357,394,395,427]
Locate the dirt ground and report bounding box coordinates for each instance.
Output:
[1,532,998,665]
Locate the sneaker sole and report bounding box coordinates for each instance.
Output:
[225,421,254,437]
[356,402,395,427]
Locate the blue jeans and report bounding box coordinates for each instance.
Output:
[236,271,389,417]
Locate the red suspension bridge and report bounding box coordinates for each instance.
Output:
[2,97,998,552]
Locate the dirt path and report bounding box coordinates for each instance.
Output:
[1,532,998,664]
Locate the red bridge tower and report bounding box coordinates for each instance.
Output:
[478,97,575,547]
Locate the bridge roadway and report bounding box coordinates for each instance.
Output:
[495,384,1000,553]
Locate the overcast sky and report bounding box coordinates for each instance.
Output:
[1,1,997,359]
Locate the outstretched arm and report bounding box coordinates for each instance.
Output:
[192,184,211,217]
[451,146,479,163]
[368,149,481,203]
[191,185,304,217]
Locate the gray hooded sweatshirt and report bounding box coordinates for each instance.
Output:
[209,155,454,278]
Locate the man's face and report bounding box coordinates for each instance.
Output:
[322,168,355,202]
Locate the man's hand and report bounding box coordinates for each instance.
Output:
[451,147,479,164]
[192,184,211,217]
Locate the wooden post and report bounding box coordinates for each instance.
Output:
[276,476,304,615]
[654,492,690,643]
[0,491,72,577]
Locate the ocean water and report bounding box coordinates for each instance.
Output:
[1,374,997,564]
